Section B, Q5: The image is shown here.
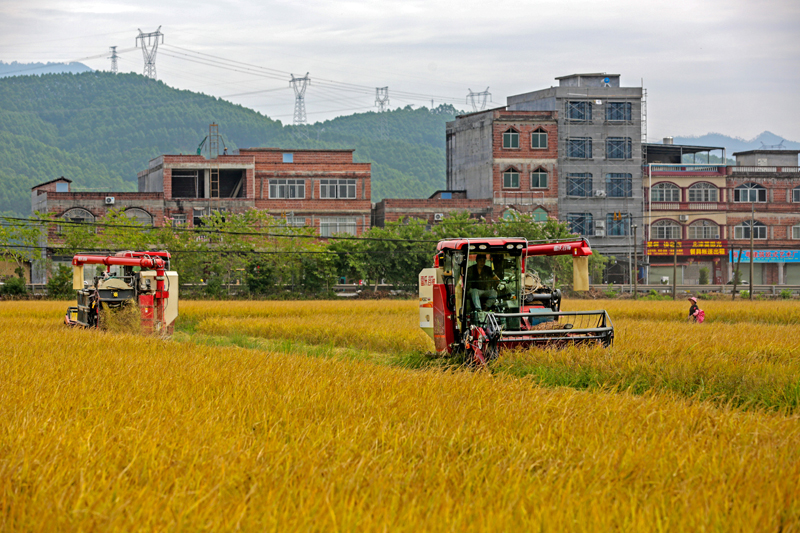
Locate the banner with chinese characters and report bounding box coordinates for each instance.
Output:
[646,240,727,257]
[730,250,800,263]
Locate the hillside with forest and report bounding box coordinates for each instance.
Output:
[0,71,458,216]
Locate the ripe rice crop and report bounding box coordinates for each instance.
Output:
[1,301,799,530]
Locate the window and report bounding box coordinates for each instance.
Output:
[652,219,681,240]
[532,208,548,222]
[279,216,305,227]
[651,182,680,202]
[193,207,208,227]
[530,169,547,189]
[607,213,630,236]
[567,101,592,121]
[734,220,767,240]
[606,102,632,121]
[688,183,718,202]
[269,179,305,199]
[282,153,294,163]
[319,217,358,236]
[171,214,187,227]
[502,129,519,149]
[502,169,520,188]
[531,129,548,149]
[566,173,592,197]
[59,208,94,234]
[733,183,767,203]
[123,208,153,226]
[606,137,632,159]
[688,220,720,239]
[567,213,593,236]
[606,173,632,198]
[794,225,800,239]
[56,182,69,192]
[320,179,356,199]
[567,137,592,159]
[793,187,800,203]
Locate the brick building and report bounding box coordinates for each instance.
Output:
[31,148,372,282]
[372,108,559,227]
[644,147,800,285]
[33,148,371,235]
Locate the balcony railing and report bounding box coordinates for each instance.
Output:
[649,164,726,174]
[731,166,800,173]
[493,191,549,205]
[651,202,726,211]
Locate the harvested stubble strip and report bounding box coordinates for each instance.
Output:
[0,308,799,531]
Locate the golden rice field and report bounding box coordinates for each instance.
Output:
[1,299,799,531]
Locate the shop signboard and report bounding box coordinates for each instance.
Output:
[646,240,727,257]
[729,250,800,263]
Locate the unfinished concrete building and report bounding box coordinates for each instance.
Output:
[505,73,643,263]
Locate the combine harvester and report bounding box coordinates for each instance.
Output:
[419,238,613,364]
[64,251,178,333]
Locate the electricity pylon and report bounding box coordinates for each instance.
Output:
[136,26,164,80]
[466,87,491,112]
[290,73,310,138]
[375,87,389,140]
[109,46,118,74]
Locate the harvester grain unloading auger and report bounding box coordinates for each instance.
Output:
[419,238,613,365]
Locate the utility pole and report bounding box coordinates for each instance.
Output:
[290,73,310,138]
[466,87,491,112]
[375,87,389,140]
[633,224,638,299]
[749,201,755,300]
[732,248,744,301]
[109,46,118,74]
[672,242,678,300]
[136,26,164,80]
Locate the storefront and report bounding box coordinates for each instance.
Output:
[729,250,800,285]
[646,240,727,285]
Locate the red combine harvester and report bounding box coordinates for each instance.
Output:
[419,238,613,364]
[64,251,178,333]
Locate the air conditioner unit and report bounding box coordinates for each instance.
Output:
[594,190,607,198]
[105,197,115,205]
[679,215,689,222]
[433,213,444,221]
[595,229,606,237]
[595,220,605,229]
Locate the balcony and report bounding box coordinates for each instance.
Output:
[651,202,726,211]
[648,164,726,175]
[493,191,549,206]
[730,166,800,174]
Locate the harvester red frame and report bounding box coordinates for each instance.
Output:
[419,237,613,364]
[65,251,178,333]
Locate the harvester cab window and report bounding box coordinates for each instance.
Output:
[462,252,521,314]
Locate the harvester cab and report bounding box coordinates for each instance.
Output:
[419,238,613,364]
[64,251,179,334]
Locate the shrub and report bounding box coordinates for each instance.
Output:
[740,290,750,299]
[699,267,710,285]
[0,275,27,296]
[780,289,793,300]
[47,265,74,299]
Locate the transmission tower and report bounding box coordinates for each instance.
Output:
[466,87,491,112]
[109,46,118,74]
[290,73,310,137]
[136,26,164,80]
[375,87,390,140]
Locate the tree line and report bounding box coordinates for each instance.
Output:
[0,210,608,299]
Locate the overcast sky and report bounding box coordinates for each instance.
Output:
[1,0,798,141]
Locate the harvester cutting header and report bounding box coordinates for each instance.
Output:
[65,251,178,333]
[419,238,613,364]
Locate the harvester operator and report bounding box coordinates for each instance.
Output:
[466,254,500,311]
